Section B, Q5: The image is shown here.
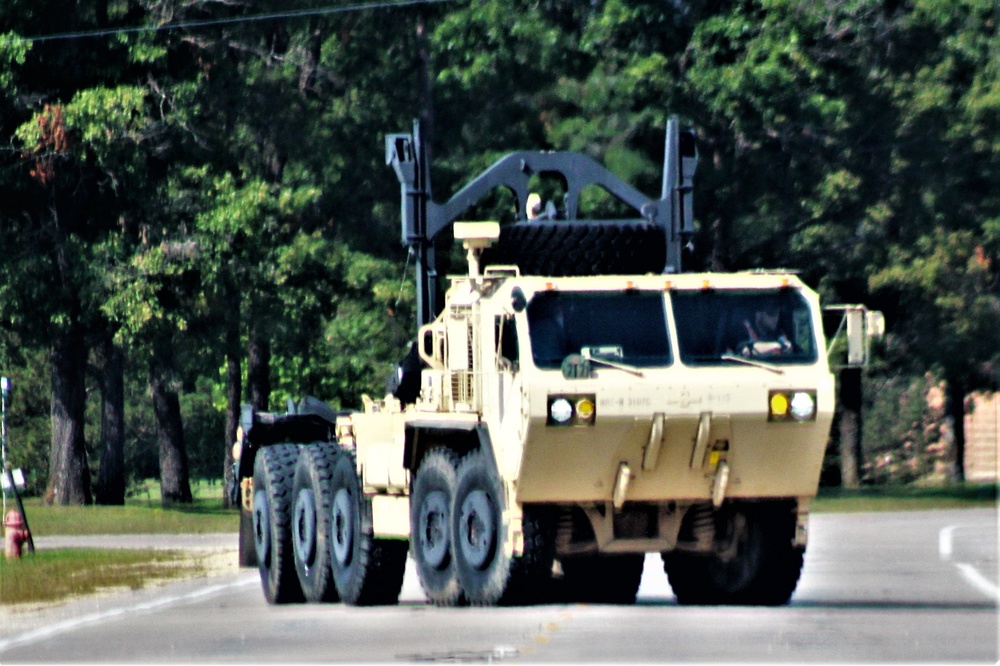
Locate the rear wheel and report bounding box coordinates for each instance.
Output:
[452,450,509,606]
[411,448,462,606]
[663,502,803,606]
[291,443,340,602]
[561,553,645,604]
[329,451,407,605]
[252,444,304,604]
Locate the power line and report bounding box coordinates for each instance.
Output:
[7,0,453,44]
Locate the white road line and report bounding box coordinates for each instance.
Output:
[939,524,999,603]
[955,563,1000,603]
[938,525,958,560]
[0,576,257,653]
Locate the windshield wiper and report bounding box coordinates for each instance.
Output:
[582,347,645,377]
[719,353,785,375]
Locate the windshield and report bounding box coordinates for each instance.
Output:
[527,291,672,369]
[671,289,818,366]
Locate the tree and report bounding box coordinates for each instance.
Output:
[95,336,126,505]
[864,0,1000,480]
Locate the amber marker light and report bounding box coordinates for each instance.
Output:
[769,392,790,419]
[575,397,596,423]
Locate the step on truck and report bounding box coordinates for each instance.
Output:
[231,117,883,606]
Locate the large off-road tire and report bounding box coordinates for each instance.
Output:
[663,502,804,606]
[290,443,340,603]
[483,221,666,277]
[501,504,557,605]
[560,553,645,604]
[330,450,407,605]
[252,444,305,604]
[451,450,510,606]
[411,448,463,606]
[239,508,257,567]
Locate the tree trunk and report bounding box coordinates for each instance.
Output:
[223,316,241,509]
[945,375,967,483]
[837,368,863,488]
[247,328,270,411]
[150,345,192,506]
[46,319,92,505]
[96,336,126,505]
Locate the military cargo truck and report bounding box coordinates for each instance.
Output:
[232,118,881,607]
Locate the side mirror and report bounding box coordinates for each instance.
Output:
[510,287,527,313]
[825,305,885,369]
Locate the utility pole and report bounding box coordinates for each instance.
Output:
[2,376,35,554]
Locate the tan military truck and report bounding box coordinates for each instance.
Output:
[232,118,881,607]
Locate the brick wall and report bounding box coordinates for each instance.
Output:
[965,393,999,482]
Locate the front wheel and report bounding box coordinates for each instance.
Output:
[452,450,510,606]
[411,448,462,606]
[663,502,803,606]
[561,553,645,604]
[329,451,407,605]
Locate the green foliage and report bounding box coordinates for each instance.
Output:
[0,346,51,496]
[861,371,951,484]
[1,0,997,497]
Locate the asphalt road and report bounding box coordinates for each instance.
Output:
[1,507,996,663]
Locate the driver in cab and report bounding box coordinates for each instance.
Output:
[738,305,792,357]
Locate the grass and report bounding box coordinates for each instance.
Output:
[813,482,998,513]
[0,548,208,606]
[12,480,239,536]
[20,497,238,536]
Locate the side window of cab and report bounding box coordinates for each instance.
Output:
[495,315,518,372]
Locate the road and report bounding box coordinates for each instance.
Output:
[1,507,996,663]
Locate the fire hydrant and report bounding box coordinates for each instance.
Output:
[4,509,31,559]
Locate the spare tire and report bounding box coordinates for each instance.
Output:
[482,220,666,277]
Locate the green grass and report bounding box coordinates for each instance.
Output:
[0,548,207,605]
[13,480,239,536]
[21,497,238,536]
[813,483,998,513]
[1,482,233,607]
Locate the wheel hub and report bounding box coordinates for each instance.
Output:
[292,488,317,569]
[418,490,450,569]
[252,489,271,565]
[332,487,354,566]
[459,489,496,570]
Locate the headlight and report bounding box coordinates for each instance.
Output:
[547,394,597,426]
[549,398,573,424]
[768,390,817,422]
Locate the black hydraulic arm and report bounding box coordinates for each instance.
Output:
[386,117,697,327]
